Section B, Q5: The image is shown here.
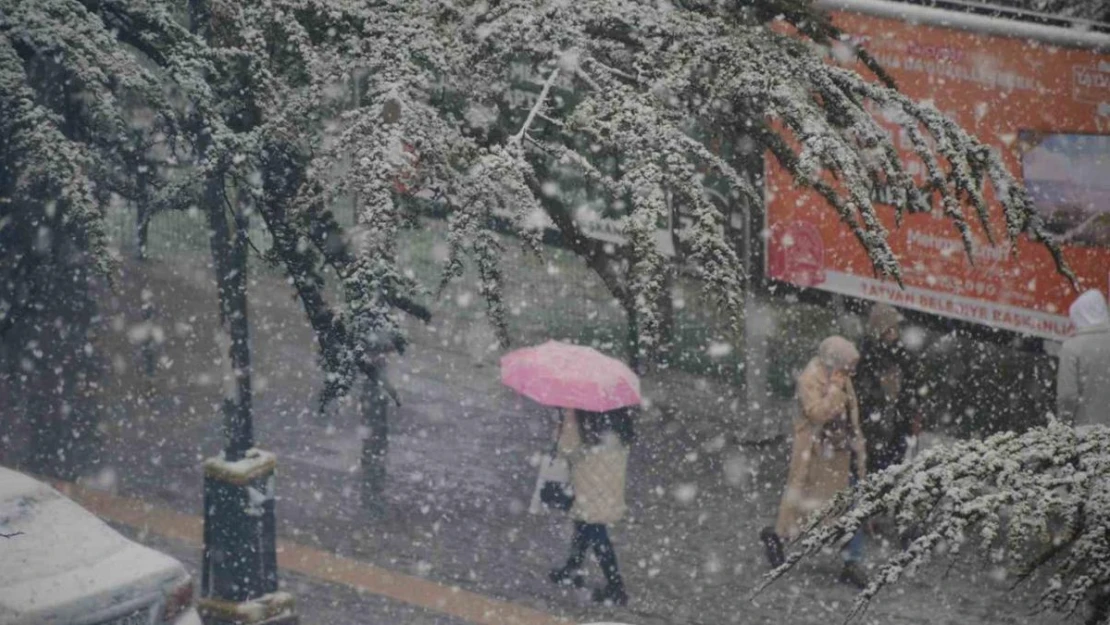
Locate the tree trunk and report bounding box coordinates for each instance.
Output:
[359,365,390,516]
[1088,592,1110,625]
[655,269,676,367]
[528,160,643,367]
[140,285,156,376]
[136,200,151,261]
[206,177,253,460]
[190,0,252,460]
[622,294,643,374]
[134,172,157,376]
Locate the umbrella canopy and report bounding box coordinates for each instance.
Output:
[500,341,641,411]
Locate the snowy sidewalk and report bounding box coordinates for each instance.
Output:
[77,258,1061,625]
[52,479,565,625]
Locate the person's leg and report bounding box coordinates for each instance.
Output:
[891,432,910,466]
[587,524,627,605]
[589,525,624,590]
[868,438,898,475]
[841,474,867,563]
[842,528,865,564]
[839,475,869,589]
[838,528,868,589]
[761,526,786,568]
[550,521,588,587]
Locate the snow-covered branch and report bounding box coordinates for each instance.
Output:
[511,66,561,145]
[4,0,1075,391]
[752,421,1110,624]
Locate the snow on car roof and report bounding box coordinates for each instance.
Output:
[0,467,131,587]
[0,465,57,503]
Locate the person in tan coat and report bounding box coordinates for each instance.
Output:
[761,336,869,588]
[549,408,633,606]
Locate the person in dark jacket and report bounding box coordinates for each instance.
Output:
[853,303,921,475]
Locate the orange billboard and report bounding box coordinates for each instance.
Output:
[765,3,1110,341]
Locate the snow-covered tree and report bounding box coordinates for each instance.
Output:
[2,0,1074,423]
[0,0,199,473]
[0,0,430,453]
[286,0,1072,370]
[751,421,1110,625]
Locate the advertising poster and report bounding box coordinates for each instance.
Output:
[764,5,1110,340]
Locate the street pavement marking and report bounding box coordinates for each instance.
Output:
[52,481,571,625]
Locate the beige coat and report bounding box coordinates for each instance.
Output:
[775,356,866,541]
[557,412,629,525]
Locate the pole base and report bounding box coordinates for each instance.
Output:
[201,448,296,624]
[198,591,297,625]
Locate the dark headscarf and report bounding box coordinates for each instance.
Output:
[577,407,636,447]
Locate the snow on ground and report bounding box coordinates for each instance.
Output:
[32,257,1065,625]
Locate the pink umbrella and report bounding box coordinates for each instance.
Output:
[500,341,641,411]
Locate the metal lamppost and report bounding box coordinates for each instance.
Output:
[187,2,296,622]
[194,179,296,624]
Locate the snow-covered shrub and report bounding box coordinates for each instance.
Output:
[752,421,1110,625]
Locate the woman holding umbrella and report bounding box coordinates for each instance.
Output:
[501,341,639,607]
[550,407,633,606]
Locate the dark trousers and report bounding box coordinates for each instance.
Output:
[869,433,909,474]
[563,521,624,590]
[842,475,865,563]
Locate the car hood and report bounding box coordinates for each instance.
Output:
[0,469,187,624]
[0,543,186,625]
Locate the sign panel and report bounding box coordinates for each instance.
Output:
[765,6,1110,340]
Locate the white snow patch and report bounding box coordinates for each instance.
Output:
[706,342,733,358]
[673,483,698,504]
[902,325,928,351]
[723,452,754,488]
[204,448,276,480]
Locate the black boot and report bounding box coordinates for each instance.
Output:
[838,561,869,590]
[548,567,584,588]
[899,524,922,551]
[592,584,628,606]
[761,526,785,568]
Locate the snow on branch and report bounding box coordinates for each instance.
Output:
[510,66,561,145]
[751,421,1110,624]
[8,0,1075,393]
[0,38,111,275]
[285,0,1076,367]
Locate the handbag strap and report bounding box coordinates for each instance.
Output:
[550,412,566,456]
